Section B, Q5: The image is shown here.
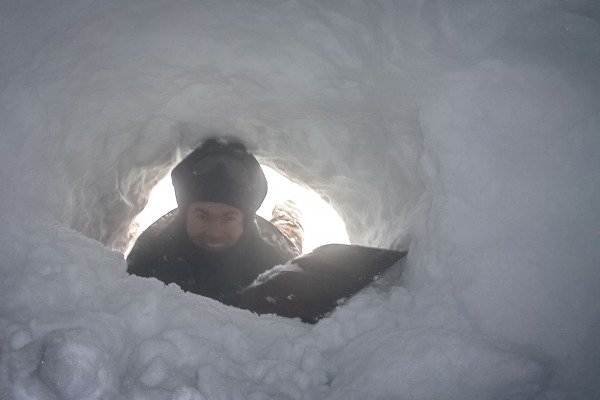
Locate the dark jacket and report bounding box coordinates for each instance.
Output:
[127,210,296,307]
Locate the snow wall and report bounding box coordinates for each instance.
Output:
[1,1,599,399]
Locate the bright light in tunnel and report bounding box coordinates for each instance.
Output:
[128,165,349,255]
[258,166,350,253]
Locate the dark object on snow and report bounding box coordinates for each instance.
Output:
[239,244,407,324]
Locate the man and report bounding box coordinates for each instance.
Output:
[127,138,297,307]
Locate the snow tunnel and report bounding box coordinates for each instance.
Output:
[1,1,600,399]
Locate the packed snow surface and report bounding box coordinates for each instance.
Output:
[1,1,599,399]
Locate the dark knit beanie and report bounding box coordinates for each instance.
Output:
[171,139,268,220]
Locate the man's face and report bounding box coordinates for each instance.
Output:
[185,201,244,252]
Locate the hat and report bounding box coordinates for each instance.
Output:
[171,139,268,217]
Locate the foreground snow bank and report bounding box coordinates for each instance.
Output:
[1,215,553,400]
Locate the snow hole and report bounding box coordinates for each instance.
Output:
[127,165,349,255]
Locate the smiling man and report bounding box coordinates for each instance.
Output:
[126,138,297,307]
[185,202,244,251]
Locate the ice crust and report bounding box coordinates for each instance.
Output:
[1,0,599,399]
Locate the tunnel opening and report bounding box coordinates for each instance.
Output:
[125,164,349,256]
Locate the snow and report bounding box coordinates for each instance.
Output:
[1,0,599,399]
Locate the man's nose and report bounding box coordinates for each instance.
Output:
[204,218,225,234]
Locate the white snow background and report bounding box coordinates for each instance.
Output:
[1,1,599,399]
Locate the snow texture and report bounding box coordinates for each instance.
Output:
[1,0,599,399]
